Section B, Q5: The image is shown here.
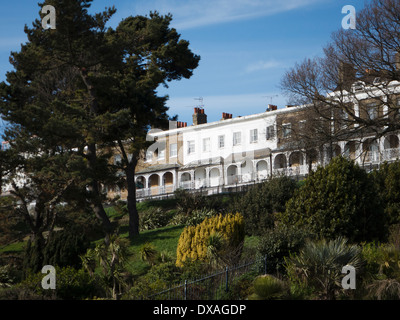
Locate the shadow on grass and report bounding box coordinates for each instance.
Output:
[128,225,185,247]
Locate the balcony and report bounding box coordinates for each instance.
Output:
[136,184,176,199]
[382,148,400,161]
[363,151,380,164]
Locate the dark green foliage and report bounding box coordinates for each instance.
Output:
[178,258,212,281]
[174,189,206,215]
[218,271,258,300]
[139,208,175,231]
[372,161,400,225]
[285,237,363,300]
[230,176,298,235]
[248,275,288,300]
[42,227,90,270]
[2,266,103,300]
[22,226,90,275]
[257,226,310,274]
[0,196,25,245]
[145,262,181,284]
[22,238,45,276]
[280,156,387,242]
[57,207,104,242]
[171,208,218,227]
[125,262,182,299]
[0,0,200,240]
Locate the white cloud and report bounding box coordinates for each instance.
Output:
[131,0,324,30]
[245,60,283,73]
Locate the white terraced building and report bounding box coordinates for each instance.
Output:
[2,78,400,201]
[131,85,400,201]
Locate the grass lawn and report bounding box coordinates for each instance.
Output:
[0,241,26,254]
[119,224,185,276]
[1,196,261,282]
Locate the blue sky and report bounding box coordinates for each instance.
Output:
[0,0,370,129]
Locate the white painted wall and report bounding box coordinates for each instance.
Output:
[182,112,278,166]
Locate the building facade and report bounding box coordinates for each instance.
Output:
[119,89,400,201]
[2,79,400,201]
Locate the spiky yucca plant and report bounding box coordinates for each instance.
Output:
[285,237,363,299]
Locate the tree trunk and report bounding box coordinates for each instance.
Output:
[126,161,139,238]
[80,70,113,241]
[87,143,113,240]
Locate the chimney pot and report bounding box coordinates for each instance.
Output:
[193,108,207,125]
[338,61,356,88]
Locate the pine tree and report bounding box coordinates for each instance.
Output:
[0,0,118,241]
[0,1,200,242]
[105,12,200,238]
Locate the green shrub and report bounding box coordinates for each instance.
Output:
[230,176,298,236]
[123,278,166,300]
[0,265,16,289]
[279,156,387,242]
[2,266,103,300]
[178,258,211,281]
[361,242,400,280]
[248,275,288,300]
[257,226,309,274]
[145,261,182,284]
[43,226,90,270]
[219,271,258,300]
[174,189,205,215]
[139,208,174,231]
[170,208,218,227]
[372,161,400,225]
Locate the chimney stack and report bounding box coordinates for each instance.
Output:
[338,61,356,89]
[177,121,187,128]
[221,112,232,120]
[193,107,207,125]
[267,104,278,111]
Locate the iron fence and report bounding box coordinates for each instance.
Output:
[146,256,267,300]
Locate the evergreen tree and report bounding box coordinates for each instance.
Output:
[279,156,387,242]
[105,12,200,238]
[0,1,199,241]
[372,160,400,225]
[0,0,118,240]
[230,176,298,235]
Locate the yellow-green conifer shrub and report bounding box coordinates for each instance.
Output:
[176,213,245,267]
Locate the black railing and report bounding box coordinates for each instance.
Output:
[145,256,266,300]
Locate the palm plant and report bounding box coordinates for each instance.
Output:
[81,234,130,299]
[206,231,226,268]
[367,279,400,300]
[363,243,400,299]
[139,242,158,266]
[285,237,363,299]
[0,265,14,288]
